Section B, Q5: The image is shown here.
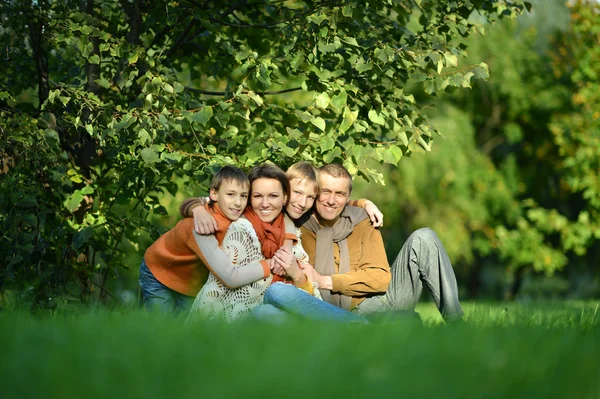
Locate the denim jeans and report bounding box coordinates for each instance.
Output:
[257,283,367,323]
[138,258,194,315]
[353,228,464,322]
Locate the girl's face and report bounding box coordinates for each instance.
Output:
[250,178,287,223]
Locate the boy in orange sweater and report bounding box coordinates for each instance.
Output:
[139,166,271,314]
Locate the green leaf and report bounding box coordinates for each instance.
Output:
[368,110,385,125]
[382,146,403,164]
[247,91,264,106]
[22,213,38,226]
[444,53,458,67]
[141,148,160,164]
[342,37,359,47]
[138,128,151,145]
[311,117,326,132]
[315,92,330,109]
[80,185,94,195]
[474,62,489,80]
[374,48,389,63]
[128,53,139,65]
[342,4,353,17]
[343,159,358,176]
[65,190,84,213]
[173,82,185,93]
[290,52,305,70]
[355,58,373,73]
[331,91,347,110]
[192,107,213,126]
[323,147,342,163]
[95,78,111,89]
[88,54,100,64]
[286,128,303,140]
[20,196,38,208]
[320,136,335,152]
[163,83,174,94]
[162,152,184,163]
[339,107,358,133]
[309,14,327,25]
[298,111,314,123]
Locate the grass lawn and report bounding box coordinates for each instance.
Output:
[1,301,598,399]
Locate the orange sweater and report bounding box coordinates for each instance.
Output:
[144,216,272,297]
[144,218,214,297]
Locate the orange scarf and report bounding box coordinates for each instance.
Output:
[243,207,285,257]
[209,203,234,245]
[244,207,293,284]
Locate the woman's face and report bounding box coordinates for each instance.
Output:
[250,178,287,223]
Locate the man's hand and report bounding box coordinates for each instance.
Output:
[364,200,384,228]
[192,206,218,235]
[299,263,333,290]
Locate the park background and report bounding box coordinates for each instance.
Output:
[1,1,599,398]
[4,0,597,309]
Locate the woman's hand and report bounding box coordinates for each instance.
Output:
[267,258,287,277]
[273,247,306,285]
[192,206,218,235]
[364,200,384,228]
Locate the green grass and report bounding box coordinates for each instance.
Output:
[1,301,599,399]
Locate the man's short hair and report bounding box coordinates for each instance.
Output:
[210,165,249,192]
[286,161,320,192]
[319,163,353,194]
[248,163,291,202]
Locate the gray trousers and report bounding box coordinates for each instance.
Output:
[353,228,464,322]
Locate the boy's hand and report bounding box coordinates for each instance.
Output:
[193,206,218,235]
[364,200,384,228]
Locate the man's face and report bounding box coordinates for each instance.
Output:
[209,180,249,221]
[286,178,318,220]
[316,172,350,225]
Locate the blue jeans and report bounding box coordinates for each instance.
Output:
[254,283,367,323]
[138,258,194,315]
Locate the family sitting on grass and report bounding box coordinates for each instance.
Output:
[139,162,464,324]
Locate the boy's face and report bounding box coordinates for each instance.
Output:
[286,178,318,220]
[210,179,249,221]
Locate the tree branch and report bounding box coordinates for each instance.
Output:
[184,85,302,95]
[165,18,198,58]
[28,13,49,111]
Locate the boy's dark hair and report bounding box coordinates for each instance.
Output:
[210,165,249,199]
[248,163,290,205]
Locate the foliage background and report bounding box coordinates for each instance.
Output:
[2,0,599,309]
[354,0,600,302]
